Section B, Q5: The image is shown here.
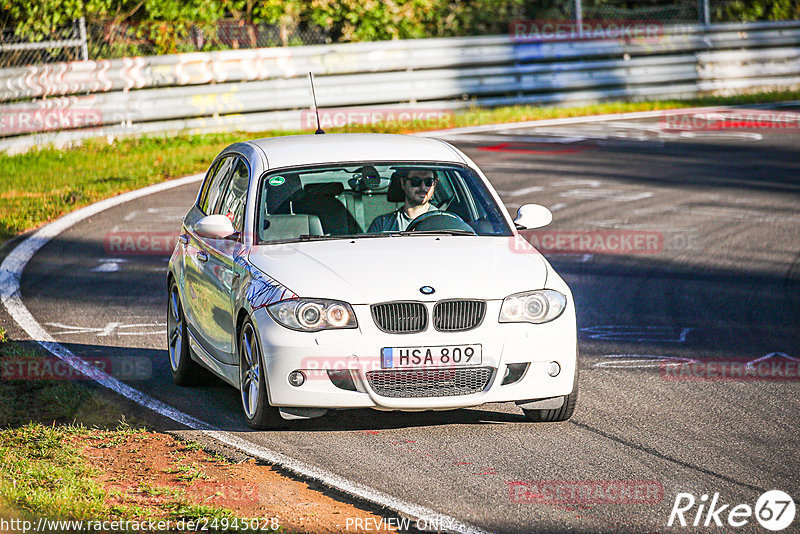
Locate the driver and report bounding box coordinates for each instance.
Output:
[367,168,438,232]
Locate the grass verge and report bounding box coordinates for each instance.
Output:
[1,90,799,244]
[0,339,399,532]
[0,423,275,529]
[0,338,275,530]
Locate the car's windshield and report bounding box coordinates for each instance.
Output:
[256,162,512,244]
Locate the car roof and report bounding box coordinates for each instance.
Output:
[244,133,466,170]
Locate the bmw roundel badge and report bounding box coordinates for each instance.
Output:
[420,286,435,295]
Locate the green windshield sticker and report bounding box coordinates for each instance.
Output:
[268,176,285,186]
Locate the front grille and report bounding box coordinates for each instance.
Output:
[366,367,494,398]
[371,302,427,333]
[433,300,486,332]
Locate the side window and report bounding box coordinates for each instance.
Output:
[200,157,235,214]
[196,159,220,212]
[217,159,250,232]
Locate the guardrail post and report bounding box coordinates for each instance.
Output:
[700,0,710,25]
[79,17,89,61]
[574,0,583,37]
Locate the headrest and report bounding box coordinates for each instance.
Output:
[266,173,302,214]
[387,171,406,202]
[304,182,344,197]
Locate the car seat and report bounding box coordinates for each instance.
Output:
[294,182,361,235]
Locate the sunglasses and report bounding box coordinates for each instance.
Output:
[405,177,436,187]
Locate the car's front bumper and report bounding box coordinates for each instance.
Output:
[252,297,577,411]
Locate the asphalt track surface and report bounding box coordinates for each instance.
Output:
[13,107,800,533]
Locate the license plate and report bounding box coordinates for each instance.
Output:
[381,344,482,369]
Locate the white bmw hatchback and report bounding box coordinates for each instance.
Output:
[168,133,578,429]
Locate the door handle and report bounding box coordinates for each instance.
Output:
[197,251,209,262]
[179,234,189,246]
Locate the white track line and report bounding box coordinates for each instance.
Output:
[418,106,729,137]
[0,173,489,534]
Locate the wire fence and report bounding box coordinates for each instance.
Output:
[0,18,87,68]
[579,0,800,25]
[0,19,333,68]
[579,1,701,24]
[709,0,800,23]
[1,1,798,68]
[86,20,333,59]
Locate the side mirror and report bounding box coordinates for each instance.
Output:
[195,214,237,239]
[514,204,552,230]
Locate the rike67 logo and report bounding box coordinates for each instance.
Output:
[668,490,795,531]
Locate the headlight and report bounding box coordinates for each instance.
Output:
[499,290,566,324]
[267,299,358,332]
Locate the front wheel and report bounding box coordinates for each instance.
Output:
[239,319,284,430]
[167,280,205,385]
[522,364,579,423]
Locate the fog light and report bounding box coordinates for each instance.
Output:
[547,361,561,377]
[288,370,306,387]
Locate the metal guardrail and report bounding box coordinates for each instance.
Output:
[1,21,799,153]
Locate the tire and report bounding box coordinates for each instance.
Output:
[522,361,579,423]
[239,318,285,430]
[167,280,205,386]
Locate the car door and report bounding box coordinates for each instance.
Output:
[192,157,250,364]
[183,155,235,357]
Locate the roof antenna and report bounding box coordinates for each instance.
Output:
[308,72,325,134]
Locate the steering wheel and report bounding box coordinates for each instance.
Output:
[405,211,477,234]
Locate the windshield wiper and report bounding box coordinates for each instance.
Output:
[297,234,354,241]
[395,229,477,236]
[262,233,392,245]
[292,230,477,242]
[296,233,395,241]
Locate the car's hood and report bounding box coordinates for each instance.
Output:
[248,235,547,303]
